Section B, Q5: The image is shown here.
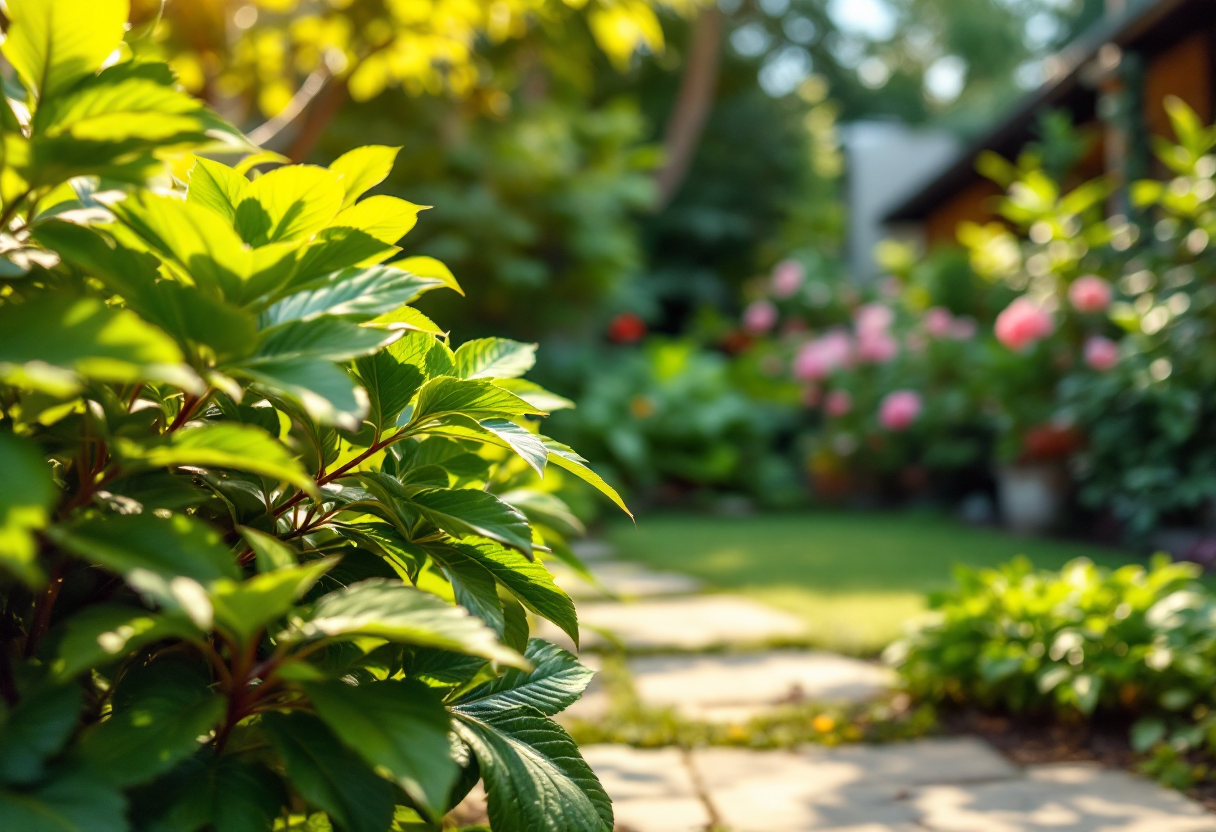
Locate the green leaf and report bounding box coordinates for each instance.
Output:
[495,379,575,412]
[3,0,128,100]
[453,704,612,832]
[410,489,533,556]
[291,227,400,286]
[0,771,126,832]
[543,439,631,518]
[250,317,395,364]
[284,579,528,668]
[497,490,585,539]
[329,145,400,210]
[371,306,445,336]
[210,558,336,644]
[444,541,578,646]
[79,660,223,786]
[455,339,537,380]
[49,512,240,583]
[117,423,318,497]
[331,196,426,245]
[0,682,81,784]
[301,678,457,819]
[409,378,544,431]
[54,604,199,680]
[352,350,425,433]
[0,432,54,586]
[131,756,284,832]
[264,265,449,325]
[479,419,548,476]
[440,555,505,637]
[0,294,196,396]
[237,164,344,246]
[459,640,593,717]
[241,358,366,432]
[240,526,299,572]
[187,157,249,224]
[396,256,464,296]
[261,712,396,832]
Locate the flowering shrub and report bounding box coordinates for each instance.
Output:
[0,3,627,829]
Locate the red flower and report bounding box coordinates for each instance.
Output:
[608,312,647,344]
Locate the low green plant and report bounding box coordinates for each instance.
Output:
[887,556,1216,721]
[0,1,626,830]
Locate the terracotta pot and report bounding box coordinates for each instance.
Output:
[996,462,1069,535]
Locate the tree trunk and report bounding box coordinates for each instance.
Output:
[654,7,724,209]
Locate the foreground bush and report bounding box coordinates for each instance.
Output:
[0,1,624,829]
[887,556,1216,723]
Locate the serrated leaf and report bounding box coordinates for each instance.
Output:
[49,512,239,583]
[495,379,575,411]
[262,712,396,832]
[331,195,425,245]
[54,604,199,680]
[0,682,81,784]
[480,418,548,476]
[117,423,318,497]
[263,265,448,325]
[0,771,126,832]
[210,558,336,644]
[455,338,537,380]
[352,349,425,433]
[301,678,457,819]
[453,704,612,832]
[284,579,527,668]
[240,526,298,573]
[241,358,367,432]
[410,489,533,556]
[330,145,400,210]
[187,157,249,224]
[79,660,223,787]
[0,432,54,586]
[129,756,284,832]
[4,0,128,100]
[0,294,196,396]
[440,554,505,637]
[397,255,463,295]
[543,438,631,518]
[443,541,578,646]
[237,164,344,246]
[250,317,395,364]
[409,378,544,431]
[459,640,594,717]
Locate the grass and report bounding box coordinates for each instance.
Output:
[604,510,1135,655]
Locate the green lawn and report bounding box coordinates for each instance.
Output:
[604,511,1135,655]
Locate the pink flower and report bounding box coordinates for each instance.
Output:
[825,389,852,417]
[1069,275,1112,314]
[855,303,894,336]
[949,316,977,340]
[1084,336,1120,371]
[743,300,778,333]
[879,390,923,431]
[793,331,853,381]
[923,307,953,338]
[771,260,805,298]
[856,331,899,363]
[995,298,1054,351]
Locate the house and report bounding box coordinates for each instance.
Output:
[882,0,1216,247]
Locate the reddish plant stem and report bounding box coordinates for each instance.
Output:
[272,429,401,519]
[25,562,65,658]
[167,388,213,433]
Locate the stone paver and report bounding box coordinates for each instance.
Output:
[579,745,712,832]
[916,762,1216,831]
[551,560,703,600]
[533,594,807,651]
[628,650,895,721]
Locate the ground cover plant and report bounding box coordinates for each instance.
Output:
[0,1,626,830]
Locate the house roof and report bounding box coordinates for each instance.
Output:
[883,0,1213,223]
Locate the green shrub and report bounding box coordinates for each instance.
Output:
[0,1,625,830]
[886,556,1216,720]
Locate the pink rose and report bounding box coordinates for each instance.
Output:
[949,316,977,340]
[825,389,852,417]
[743,299,778,333]
[855,303,894,336]
[1084,336,1120,371]
[856,331,899,363]
[793,331,853,381]
[879,390,923,431]
[995,298,1054,351]
[771,260,805,298]
[1069,275,1112,314]
[923,307,953,338]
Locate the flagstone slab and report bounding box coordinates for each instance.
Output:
[916,762,1216,831]
[690,739,1019,832]
[550,561,703,600]
[627,650,895,720]
[580,745,712,832]
[533,594,808,651]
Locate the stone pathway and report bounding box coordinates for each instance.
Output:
[526,542,1216,831]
